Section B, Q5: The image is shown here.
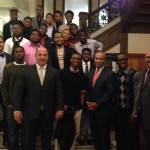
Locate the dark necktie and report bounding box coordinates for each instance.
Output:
[0,53,4,57]
[12,36,23,55]
[85,62,89,75]
[145,69,150,84]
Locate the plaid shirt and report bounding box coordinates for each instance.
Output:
[57,47,64,70]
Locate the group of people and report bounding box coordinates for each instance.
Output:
[0,3,150,150]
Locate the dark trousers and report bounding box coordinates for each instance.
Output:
[113,108,140,150]
[7,109,20,150]
[0,89,9,145]
[21,111,54,150]
[79,106,91,139]
[144,128,150,150]
[89,110,111,150]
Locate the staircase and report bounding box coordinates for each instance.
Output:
[121,0,150,33]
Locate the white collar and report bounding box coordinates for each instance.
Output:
[36,63,47,69]
[13,62,26,65]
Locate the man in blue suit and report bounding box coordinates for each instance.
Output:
[86,51,116,150]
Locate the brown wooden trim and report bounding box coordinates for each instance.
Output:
[41,0,44,17]
[53,0,56,14]
[89,0,92,14]
[62,0,65,15]
[98,0,100,7]
[127,53,147,71]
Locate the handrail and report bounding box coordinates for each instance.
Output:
[87,0,121,34]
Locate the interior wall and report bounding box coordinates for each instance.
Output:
[128,33,150,54]
[106,44,120,53]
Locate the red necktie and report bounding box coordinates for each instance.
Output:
[92,70,99,87]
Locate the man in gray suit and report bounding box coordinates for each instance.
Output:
[13,47,64,150]
[31,4,46,29]
[140,49,150,150]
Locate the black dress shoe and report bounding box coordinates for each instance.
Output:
[77,135,86,145]
[3,140,9,147]
[86,139,93,145]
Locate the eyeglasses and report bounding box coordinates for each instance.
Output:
[117,58,127,62]
[71,57,81,61]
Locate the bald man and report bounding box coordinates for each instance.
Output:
[140,49,150,150]
[13,47,64,150]
[86,51,116,150]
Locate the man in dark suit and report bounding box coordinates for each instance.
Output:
[0,36,14,147]
[78,48,95,145]
[86,51,116,150]
[140,49,150,150]
[49,32,73,70]
[13,47,64,150]
[31,4,46,29]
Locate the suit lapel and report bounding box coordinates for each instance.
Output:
[32,65,42,87]
[89,69,95,87]
[42,66,50,87]
[144,69,150,87]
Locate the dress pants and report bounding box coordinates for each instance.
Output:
[89,110,112,150]
[70,109,82,150]
[144,128,150,150]
[0,88,9,146]
[78,106,92,141]
[7,109,20,150]
[113,108,140,150]
[21,110,54,150]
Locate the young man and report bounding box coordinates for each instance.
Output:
[75,29,103,56]
[62,29,71,46]
[4,22,29,55]
[1,46,28,150]
[59,10,74,33]
[77,48,95,145]
[31,4,46,29]
[45,13,57,39]
[69,23,79,48]
[0,36,14,147]
[53,10,63,31]
[49,32,73,70]
[114,53,141,150]
[3,7,22,41]
[39,23,53,50]
[60,52,87,150]
[23,16,32,40]
[13,47,64,150]
[23,29,41,65]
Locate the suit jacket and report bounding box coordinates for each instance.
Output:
[49,44,73,70]
[31,17,46,29]
[4,52,15,64]
[0,53,14,104]
[86,67,116,117]
[140,69,150,129]
[13,64,64,119]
